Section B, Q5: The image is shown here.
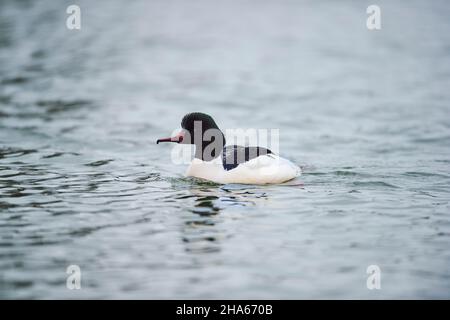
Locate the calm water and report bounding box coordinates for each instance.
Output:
[1,0,450,299]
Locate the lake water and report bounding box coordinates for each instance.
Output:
[1,0,449,299]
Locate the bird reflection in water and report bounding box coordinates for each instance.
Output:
[180,184,268,254]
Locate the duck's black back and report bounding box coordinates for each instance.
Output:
[222,145,273,171]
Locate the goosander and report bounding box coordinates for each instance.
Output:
[157,112,301,184]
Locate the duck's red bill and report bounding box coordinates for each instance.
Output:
[156,132,184,144]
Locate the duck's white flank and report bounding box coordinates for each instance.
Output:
[185,154,301,185]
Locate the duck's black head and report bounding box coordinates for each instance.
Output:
[157,112,226,161]
[181,112,221,139]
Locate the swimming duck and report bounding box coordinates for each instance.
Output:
[157,112,301,184]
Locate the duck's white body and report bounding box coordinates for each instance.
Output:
[186,154,301,185]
